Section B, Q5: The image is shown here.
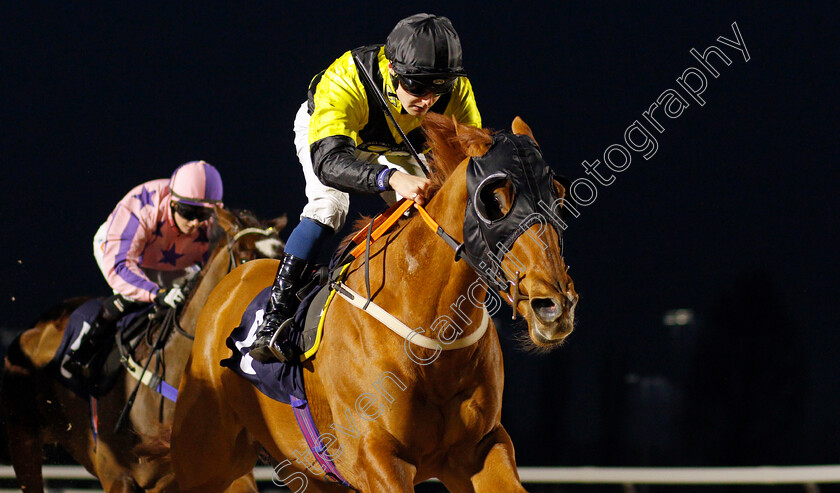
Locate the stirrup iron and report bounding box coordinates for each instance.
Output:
[268,318,297,362]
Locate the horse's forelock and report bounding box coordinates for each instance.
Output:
[229,208,260,228]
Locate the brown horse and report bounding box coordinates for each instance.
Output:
[0,207,286,493]
[170,115,578,492]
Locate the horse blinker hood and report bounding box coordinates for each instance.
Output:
[461,132,566,291]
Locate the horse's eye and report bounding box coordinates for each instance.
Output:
[240,258,248,264]
[491,192,504,208]
[475,176,515,223]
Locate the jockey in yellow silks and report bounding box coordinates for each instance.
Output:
[249,13,481,363]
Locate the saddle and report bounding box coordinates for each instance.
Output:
[221,265,339,404]
[48,298,176,399]
[222,200,419,403]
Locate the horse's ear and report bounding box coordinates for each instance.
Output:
[271,214,288,233]
[512,116,538,146]
[214,206,239,236]
[453,115,493,157]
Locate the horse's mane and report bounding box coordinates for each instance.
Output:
[338,113,494,252]
[424,113,495,191]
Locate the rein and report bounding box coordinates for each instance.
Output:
[334,198,525,324]
[352,53,430,177]
[337,197,524,309]
[114,223,276,421]
[330,197,506,349]
[114,306,177,432]
[337,199,461,264]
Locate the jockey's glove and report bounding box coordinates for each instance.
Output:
[184,263,202,281]
[154,286,186,309]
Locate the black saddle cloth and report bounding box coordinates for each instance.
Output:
[47,298,152,398]
[220,268,333,404]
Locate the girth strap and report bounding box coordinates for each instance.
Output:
[289,396,355,489]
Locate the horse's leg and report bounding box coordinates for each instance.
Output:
[440,425,527,493]
[102,475,142,493]
[3,402,45,493]
[171,373,261,492]
[93,444,142,493]
[350,437,417,493]
[258,454,350,493]
[1,352,47,493]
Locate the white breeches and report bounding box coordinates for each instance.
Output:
[293,101,425,232]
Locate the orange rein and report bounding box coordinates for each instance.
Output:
[334,198,492,351]
[345,198,457,261]
[342,198,522,314]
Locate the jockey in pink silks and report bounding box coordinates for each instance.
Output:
[63,160,224,379]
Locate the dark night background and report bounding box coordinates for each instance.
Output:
[2,0,839,487]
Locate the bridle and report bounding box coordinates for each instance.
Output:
[226,226,279,269]
[174,223,281,339]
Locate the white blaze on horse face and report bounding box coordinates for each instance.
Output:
[255,238,283,258]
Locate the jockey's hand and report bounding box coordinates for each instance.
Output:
[154,286,186,309]
[389,171,432,206]
[184,263,202,281]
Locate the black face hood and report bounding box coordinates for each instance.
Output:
[461,132,565,291]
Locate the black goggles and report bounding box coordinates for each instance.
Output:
[173,201,213,222]
[395,73,458,97]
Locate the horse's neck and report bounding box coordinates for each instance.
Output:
[366,164,486,338]
[179,243,231,334]
[157,243,230,384]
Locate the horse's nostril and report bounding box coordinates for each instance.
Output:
[531,298,560,322]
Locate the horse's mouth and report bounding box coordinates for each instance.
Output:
[528,296,575,346]
[532,321,573,345]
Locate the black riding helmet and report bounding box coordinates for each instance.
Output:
[385,13,466,79]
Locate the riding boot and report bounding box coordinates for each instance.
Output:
[61,315,115,379]
[62,294,132,379]
[248,252,309,363]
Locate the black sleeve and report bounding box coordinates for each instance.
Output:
[310,135,391,195]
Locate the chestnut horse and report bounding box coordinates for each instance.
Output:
[0,207,286,493]
[171,115,578,492]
